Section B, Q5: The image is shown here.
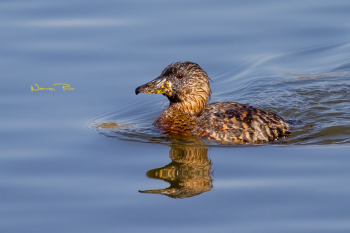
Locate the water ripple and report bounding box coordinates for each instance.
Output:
[91,44,350,146]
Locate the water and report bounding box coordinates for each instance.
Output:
[1,0,350,232]
[94,43,350,145]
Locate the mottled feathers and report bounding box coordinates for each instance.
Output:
[136,62,290,143]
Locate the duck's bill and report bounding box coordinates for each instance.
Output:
[135,76,170,95]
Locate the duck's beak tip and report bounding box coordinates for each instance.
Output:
[135,76,168,96]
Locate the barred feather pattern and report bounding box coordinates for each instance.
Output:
[138,62,290,144]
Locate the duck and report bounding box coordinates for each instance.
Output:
[135,61,290,143]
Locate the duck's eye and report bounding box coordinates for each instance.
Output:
[177,73,184,79]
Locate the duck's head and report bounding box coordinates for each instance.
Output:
[135,62,211,115]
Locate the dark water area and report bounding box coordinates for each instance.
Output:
[1,0,350,232]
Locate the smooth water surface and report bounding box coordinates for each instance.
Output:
[1,0,350,232]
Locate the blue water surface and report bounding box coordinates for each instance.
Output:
[1,0,350,232]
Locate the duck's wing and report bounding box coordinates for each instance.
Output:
[198,102,290,143]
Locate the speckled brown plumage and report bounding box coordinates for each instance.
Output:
[135,61,290,144]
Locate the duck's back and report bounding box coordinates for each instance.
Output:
[196,102,289,143]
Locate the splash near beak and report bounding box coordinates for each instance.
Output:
[135,76,171,95]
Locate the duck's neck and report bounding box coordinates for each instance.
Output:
[168,93,208,116]
[153,90,210,128]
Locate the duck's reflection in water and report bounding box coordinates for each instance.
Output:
[139,146,213,198]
